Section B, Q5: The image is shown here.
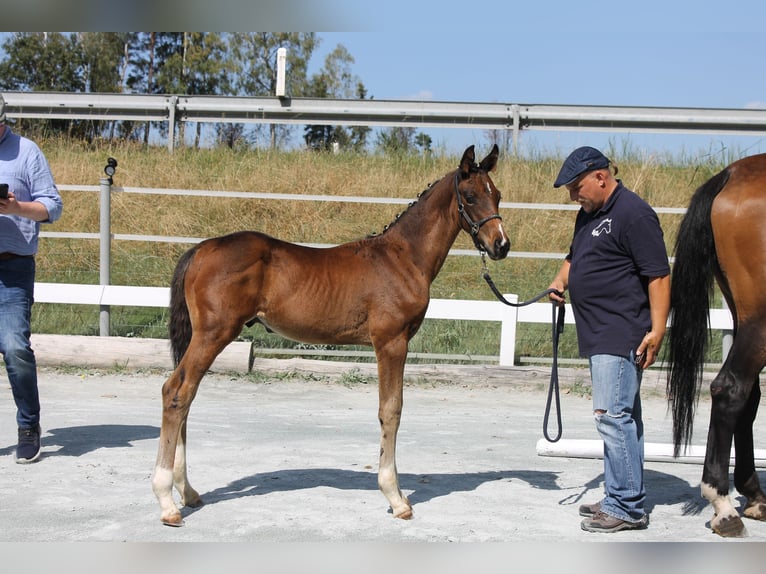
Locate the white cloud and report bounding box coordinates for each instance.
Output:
[744,101,766,109]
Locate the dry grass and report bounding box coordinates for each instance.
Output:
[31,139,732,360]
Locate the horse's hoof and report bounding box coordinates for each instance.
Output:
[712,514,747,537]
[181,496,204,509]
[395,508,413,520]
[743,502,766,521]
[161,513,185,527]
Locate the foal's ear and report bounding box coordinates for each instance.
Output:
[479,144,499,173]
[459,145,476,175]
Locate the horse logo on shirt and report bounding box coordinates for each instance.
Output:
[592,218,612,236]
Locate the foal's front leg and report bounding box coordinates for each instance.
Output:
[375,337,412,519]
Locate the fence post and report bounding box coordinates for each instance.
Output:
[498,294,519,366]
[721,298,733,361]
[99,177,111,336]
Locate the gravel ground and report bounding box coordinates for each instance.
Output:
[0,350,764,571]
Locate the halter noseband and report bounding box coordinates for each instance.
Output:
[454,172,502,251]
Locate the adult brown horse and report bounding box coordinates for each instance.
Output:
[151,145,510,526]
[667,153,766,537]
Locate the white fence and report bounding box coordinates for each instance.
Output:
[34,182,735,367]
[33,282,733,367]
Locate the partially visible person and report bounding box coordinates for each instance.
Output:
[547,146,670,533]
[0,93,63,463]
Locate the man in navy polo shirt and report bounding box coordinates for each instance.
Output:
[547,146,670,533]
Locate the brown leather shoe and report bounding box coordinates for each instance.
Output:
[581,510,649,533]
[578,501,601,517]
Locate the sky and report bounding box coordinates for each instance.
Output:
[3,0,766,160]
[304,0,766,160]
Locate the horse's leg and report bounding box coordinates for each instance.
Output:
[152,332,237,526]
[701,330,764,537]
[173,418,202,508]
[374,334,412,519]
[734,381,766,522]
[152,366,196,526]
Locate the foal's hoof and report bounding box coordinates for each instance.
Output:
[183,496,204,509]
[161,512,185,527]
[712,514,747,537]
[392,498,413,520]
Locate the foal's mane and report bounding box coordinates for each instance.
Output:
[367,161,481,238]
[367,178,440,238]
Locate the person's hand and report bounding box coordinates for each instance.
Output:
[0,191,17,215]
[547,282,566,304]
[635,330,665,369]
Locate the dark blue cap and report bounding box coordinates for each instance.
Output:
[553,146,610,188]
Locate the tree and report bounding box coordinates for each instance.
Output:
[0,33,89,138]
[415,132,433,154]
[376,126,417,155]
[0,33,85,92]
[304,44,370,153]
[78,32,136,141]
[230,33,318,149]
[155,33,233,148]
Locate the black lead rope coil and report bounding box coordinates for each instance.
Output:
[482,269,565,443]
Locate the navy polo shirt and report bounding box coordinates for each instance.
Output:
[566,182,670,358]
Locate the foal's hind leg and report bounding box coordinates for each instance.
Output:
[374,335,413,519]
[152,333,234,526]
[735,382,766,522]
[152,366,197,526]
[173,418,202,508]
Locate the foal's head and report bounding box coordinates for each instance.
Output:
[454,144,509,260]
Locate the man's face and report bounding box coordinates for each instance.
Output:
[566,170,606,213]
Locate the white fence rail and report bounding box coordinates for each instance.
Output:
[33,282,733,367]
[35,183,735,366]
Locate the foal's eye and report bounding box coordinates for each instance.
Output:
[463,191,476,205]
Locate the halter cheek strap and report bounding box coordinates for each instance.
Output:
[454,173,503,250]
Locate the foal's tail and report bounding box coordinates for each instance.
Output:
[667,167,731,456]
[168,246,199,367]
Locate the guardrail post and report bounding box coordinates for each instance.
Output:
[167,95,177,153]
[99,177,111,336]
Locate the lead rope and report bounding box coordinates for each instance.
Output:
[481,253,566,442]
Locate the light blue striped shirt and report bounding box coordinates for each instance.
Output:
[0,126,63,256]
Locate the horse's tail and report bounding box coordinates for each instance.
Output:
[168,246,198,367]
[667,167,731,456]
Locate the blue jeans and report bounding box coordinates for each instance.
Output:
[589,353,645,522]
[0,256,39,428]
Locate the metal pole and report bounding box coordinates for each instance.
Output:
[167,95,177,153]
[511,104,520,156]
[99,177,111,336]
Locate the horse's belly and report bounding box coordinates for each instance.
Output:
[255,311,371,346]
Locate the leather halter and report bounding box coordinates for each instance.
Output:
[454,172,502,251]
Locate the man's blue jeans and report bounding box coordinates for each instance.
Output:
[589,353,645,522]
[0,256,39,428]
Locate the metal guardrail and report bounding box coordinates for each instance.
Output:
[4,91,766,153]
